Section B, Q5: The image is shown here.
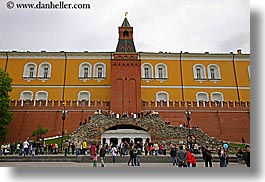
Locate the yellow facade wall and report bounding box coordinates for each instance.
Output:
[64,87,110,101]
[6,58,65,85]
[9,87,63,100]
[235,61,250,86]
[0,58,6,70]
[183,88,239,101]
[238,89,250,101]
[2,52,250,102]
[181,60,237,86]
[141,60,182,86]
[141,88,183,101]
[65,59,111,85]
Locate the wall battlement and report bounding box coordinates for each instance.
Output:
[10,100,250,111]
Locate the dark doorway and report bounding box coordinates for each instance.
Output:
[110,138,118,147]
[122,138,130,144]
[134,138,143,144]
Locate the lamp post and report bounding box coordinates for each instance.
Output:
[60,102,67,153]
[185,104,191,149]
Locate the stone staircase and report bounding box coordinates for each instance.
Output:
[70,114,225,151]
[0,154,240,163]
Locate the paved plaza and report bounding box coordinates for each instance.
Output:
[0,161,246,168]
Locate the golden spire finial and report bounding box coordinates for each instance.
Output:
[125,12,128,18]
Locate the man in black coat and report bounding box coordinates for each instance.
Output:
[169,145,177,166]
[203,146,213,167]
[243,145,250,167]
[99,145,106,167]
[127,146,136,166]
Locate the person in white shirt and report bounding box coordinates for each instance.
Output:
[110,145,118,163]
[23,139,29,156]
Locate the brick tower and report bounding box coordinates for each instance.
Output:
[110,15,141,114]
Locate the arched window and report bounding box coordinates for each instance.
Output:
[155,63,168,79]
[211,92,224,102]
[156,91,169,107]
[123,30,129,37]
[78,91,91,106]
[207,64,221,80]
[35,91,48,101]
[93,62,106,79]
[211,92,224,107]
[23,62,37,79]
[38,62,52,79]
[20,91,33,106]
[141,63,153,79]
[248,65,250,80]
[196,92,208,107]
[35,91,48,106]
[79,62,92,79]
[193,64,206,80]
[20,91,33,101]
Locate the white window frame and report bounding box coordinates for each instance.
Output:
[196,91,209,107]
[207,64,221,80]
[248,65,250,80]
[93,62,106,79]
[78,91,91,106]
[156,91,169,107]
[38,62,52,81]
[35,91,48,106]
[79,62,92,81]
[20,91,33,106]
[155,63,168,80]
[141,63,153,79]
[211,92,224,106]
[20,91,33,101]
[23,62,37,81]
[193,64,206,81]
[35,91,48,101]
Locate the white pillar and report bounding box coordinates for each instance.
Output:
[106,138,110,146]
[118,138,122,146]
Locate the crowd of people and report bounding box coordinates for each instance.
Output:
[1,137,250,168]
[0,138,60,156]
[94,109,160,119]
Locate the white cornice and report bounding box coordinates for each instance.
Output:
[141,85,250,89]
[12,85,111,88]
[2,51,250,61]
[3,52,112,60]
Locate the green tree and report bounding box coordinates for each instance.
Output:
[32,126,48,140]
[0,68,13,143]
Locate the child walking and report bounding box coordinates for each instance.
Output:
[92,153,98,167]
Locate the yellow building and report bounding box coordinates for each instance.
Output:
[0,50,250,104]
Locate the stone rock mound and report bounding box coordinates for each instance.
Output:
[70,114,221,148]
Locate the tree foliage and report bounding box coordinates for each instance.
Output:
[0,68,13,143]
[32,126,48,139]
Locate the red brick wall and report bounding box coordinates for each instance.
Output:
[6,100,250,144]
[110,55,141,114]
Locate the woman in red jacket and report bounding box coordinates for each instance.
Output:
[186,148,192,167]
[191,153,197,167]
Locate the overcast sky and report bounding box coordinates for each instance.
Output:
[0,0,250,54]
